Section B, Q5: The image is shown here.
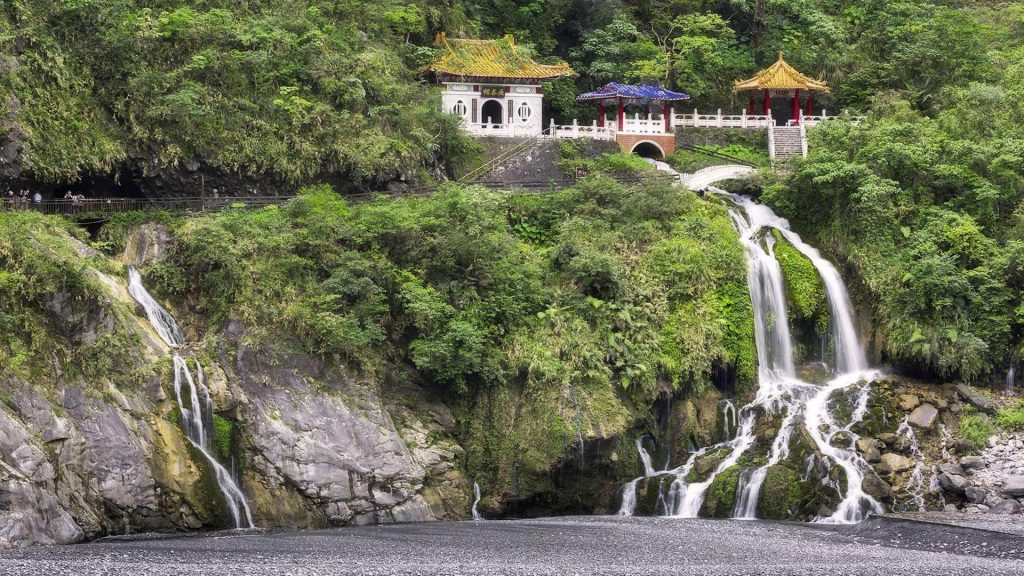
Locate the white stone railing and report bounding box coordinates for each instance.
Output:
[789,110,866,127]
[674,109,774,129]
[547,119,616,140]
[622,114,668,134]
[463,122,541,138]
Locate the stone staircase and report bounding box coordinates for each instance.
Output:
[770,125,805,160]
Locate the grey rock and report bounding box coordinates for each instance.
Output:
[990,499,1021,515]
[908,403,938,429]
[856,438,882,463]
[960,456,986,470]
[937,472,968,495]
[862,474,895,502]
[879,453,915,473]
[897,394,920,411]
[1002,476,1024,497]
[955,383,999,415]
[964,486,987,504]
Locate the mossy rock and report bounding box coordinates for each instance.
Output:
[634,473,675,516]
[756,464,807,520]
[699,464,742,518]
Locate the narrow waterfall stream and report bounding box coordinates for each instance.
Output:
[619,163,883,523]
[471,482,484,521]
[127,268,255,529]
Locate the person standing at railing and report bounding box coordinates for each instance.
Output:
[33,191,41,208]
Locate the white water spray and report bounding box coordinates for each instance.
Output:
[127,267,254,529]
[643,162,882,523]
[471,482,484,521]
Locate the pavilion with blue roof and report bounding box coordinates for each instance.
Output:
[577,82,690,133]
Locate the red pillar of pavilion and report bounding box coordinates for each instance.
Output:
[763,89,771,116]
[806,93,814,117]
[598,102,605,128]
[663,102,670,133]
[617,97,624,131]
[792,89,801,125]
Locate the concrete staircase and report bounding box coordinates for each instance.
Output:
[770,126,805,160]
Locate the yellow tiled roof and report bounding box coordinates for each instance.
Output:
[733,52,830,93]
[429,33,572,81]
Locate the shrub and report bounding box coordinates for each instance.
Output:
[996,401,1024,431]
[960,408,997,452]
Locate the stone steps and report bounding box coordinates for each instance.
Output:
[771,126,805,160]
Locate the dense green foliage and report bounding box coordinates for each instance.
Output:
[150,165,752,400]
[1,0,466,184]
[0,211,142,385]
[759,3,1024,383]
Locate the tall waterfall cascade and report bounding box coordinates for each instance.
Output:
[127,268,255,529]
[618,163,883,523]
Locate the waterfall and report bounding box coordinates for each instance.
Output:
[127,267,255,529]
[896,417,926,512]
[471,482,484,521]
[1008,366,1016,394]
[721,400,737,438]
[617,437,661,516]
[637,437,656,477]
[642,161,882,523]
[618,478,641,516]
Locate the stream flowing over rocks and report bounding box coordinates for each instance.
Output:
[0,228,468,546]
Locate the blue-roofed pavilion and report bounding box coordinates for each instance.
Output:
[577,82,690,133]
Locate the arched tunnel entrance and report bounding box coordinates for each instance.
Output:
[630,141,665,160]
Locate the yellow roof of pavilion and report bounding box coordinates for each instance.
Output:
[429,33,572,81]
[733,52,830,93]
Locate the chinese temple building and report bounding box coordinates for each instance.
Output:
[733,52,830,125]
[577,82,690,156]
[428,34,572,137]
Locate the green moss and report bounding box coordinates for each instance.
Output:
[772,230,828,325]
[699,464,742,518]
[212,414,234,461]
[960,407,996,453]
[756,464,806,520]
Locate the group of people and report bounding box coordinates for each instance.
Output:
[4,188,40,208]
[2,189,88,210]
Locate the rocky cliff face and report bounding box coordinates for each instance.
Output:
[0,226,469,546]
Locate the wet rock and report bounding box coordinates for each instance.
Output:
[121,223,172,267]
[955,384,999,415]
[897,394,920,411]
[856,438,882,463]
[861,474,895,503]
[908,403,938,429]
[879,453,914,473]
[877,433,897,446]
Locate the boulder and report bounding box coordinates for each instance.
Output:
[861,474,895,503]
[908,403,938,429]
[897,394,920,411]
[964,486,987,504]
[939,462,964,476]
[879,453,915,473]
[960,456,986,471]
[1001,477,1024,497]
[937,472,968,495]
[990,498,1022,515]
[856,438,882,463]
[877,433,898,445]
[955,384,999,415]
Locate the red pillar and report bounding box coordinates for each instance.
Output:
[792,89,800,125]
[663,101,670,133]
[617,97,624,132]
[598,102,605,128]
[806,93,814,117]
[763,89,771,116]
